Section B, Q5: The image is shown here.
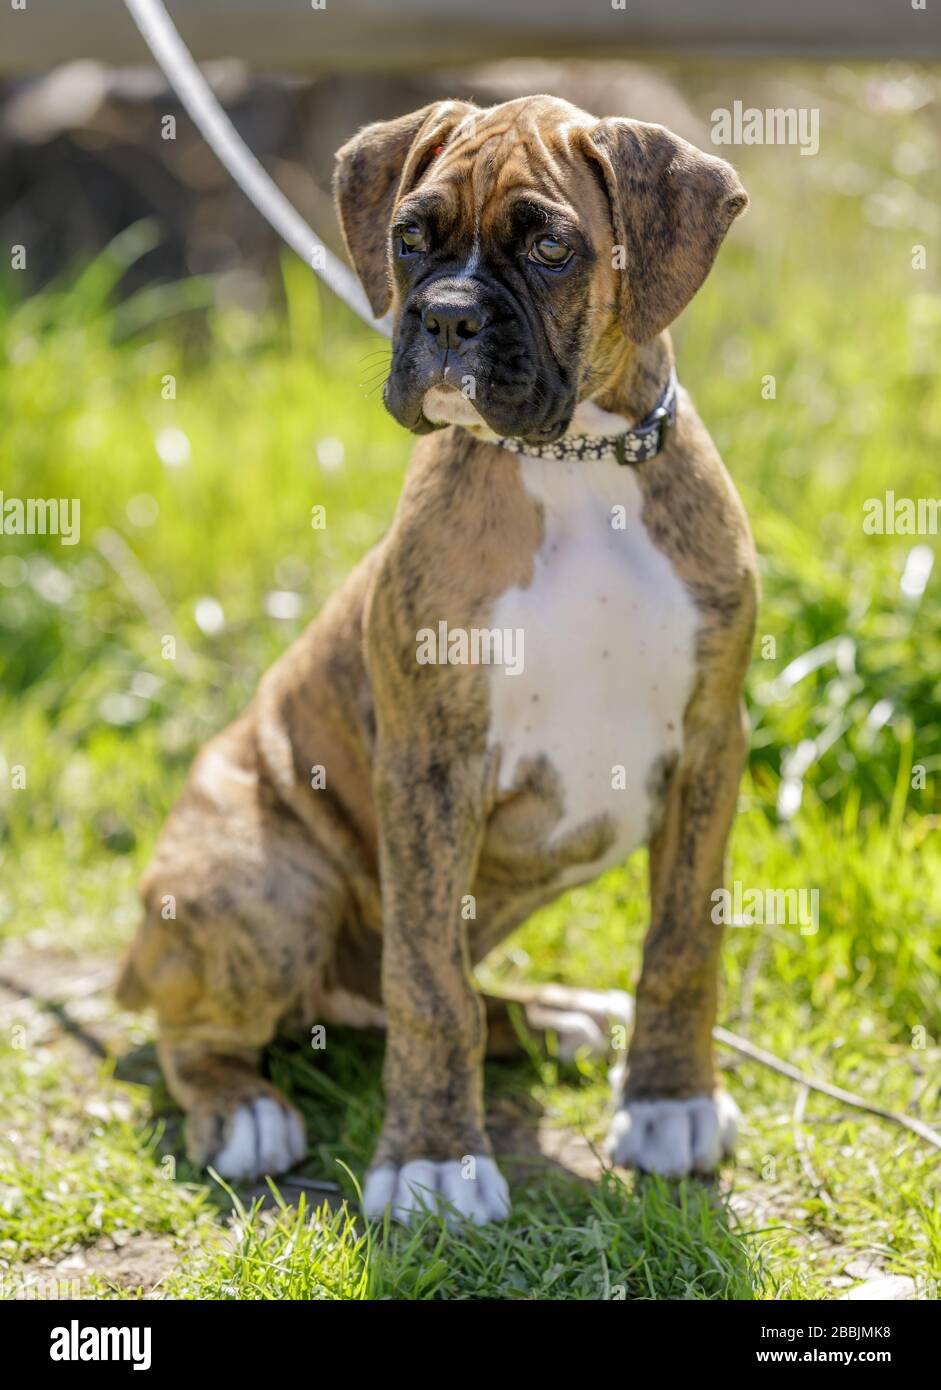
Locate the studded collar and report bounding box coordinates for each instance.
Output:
[493,367,678,466]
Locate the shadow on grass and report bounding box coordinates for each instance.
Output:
[0,956,758,1297]
[115,1027,761,1299]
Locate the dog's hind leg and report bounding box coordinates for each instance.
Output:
[118,733,348,1180]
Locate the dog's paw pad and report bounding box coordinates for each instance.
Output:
[211,1098,306,1181]
[362,1155,510,1227]
[605,1091,739,1177]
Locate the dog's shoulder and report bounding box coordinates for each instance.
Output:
[637,389,759,660]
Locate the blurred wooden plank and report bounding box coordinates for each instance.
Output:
[0,0,938,75]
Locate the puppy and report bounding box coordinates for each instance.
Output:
[117,96,757,1226]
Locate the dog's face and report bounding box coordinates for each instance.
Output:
[334,97,746,444]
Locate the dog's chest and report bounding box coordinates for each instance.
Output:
[487,456,699,880]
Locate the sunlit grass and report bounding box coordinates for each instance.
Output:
[0,64,939,1299]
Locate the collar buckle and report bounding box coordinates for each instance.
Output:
[614,371,676,468]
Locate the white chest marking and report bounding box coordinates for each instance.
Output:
[487,456,698,882]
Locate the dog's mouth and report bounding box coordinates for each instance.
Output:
[422,385,489,431]
[418,385,570,446]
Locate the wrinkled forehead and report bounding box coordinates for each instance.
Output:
[398,99,609,245]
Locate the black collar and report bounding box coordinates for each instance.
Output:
[493,367,678,465]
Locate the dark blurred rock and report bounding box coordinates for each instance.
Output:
[0,60,699,297]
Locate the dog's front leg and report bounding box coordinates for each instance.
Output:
[607,705,748,1179]
[362,748,509,1227]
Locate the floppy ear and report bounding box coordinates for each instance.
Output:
[584,119,747,344]
[333,100,477,317]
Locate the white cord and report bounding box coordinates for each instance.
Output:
[123,0,391,338]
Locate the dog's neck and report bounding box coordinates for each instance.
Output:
[577,331,674,434]
[494,334,677,465]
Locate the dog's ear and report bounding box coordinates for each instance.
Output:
[333,101,477,317]
[583,118,747,344]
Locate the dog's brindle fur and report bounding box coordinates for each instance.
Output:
[117,97,757,1217]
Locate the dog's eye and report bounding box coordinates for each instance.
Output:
[529,235,573,269]
[397,223,428,255]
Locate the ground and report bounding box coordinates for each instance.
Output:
[0,65,940,1299]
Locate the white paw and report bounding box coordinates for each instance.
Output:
[534,1007,606,1061]
[211,1098,306,1180]
[362,1155,510,1227]
[605,1091,739,1177]
[527,988,634,1063]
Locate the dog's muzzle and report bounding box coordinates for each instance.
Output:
[384,275,572,443]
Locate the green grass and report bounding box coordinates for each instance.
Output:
[1,64,940,1299]
[161,1166,760,1301]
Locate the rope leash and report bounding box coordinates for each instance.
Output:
[123,0,390,338]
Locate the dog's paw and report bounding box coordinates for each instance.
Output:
[526,987,634,1063]
[532,1006,606,1061]
[189,1096,307,1180]
[362,1155,510,1227]
[605,1091,739,1177]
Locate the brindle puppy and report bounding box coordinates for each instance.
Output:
[117,96,757,1226]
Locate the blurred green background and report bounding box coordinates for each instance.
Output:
[1,61,940,1300]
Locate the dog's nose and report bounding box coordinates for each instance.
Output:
[421,301,485,351]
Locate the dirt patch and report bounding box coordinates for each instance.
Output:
[7,1232,198,1300]
[0,945,146,1063]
